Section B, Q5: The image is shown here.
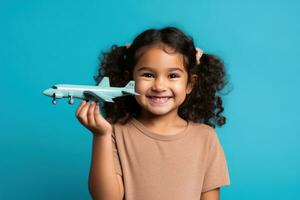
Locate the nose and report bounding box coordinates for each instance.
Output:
[43,88,54,96]
[152,77,167,92]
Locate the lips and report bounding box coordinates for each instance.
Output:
[146,95,173,104]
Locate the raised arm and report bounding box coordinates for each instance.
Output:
[76,101,124,200]
[88,134,124,200]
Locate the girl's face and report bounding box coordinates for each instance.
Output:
[133,45,193,117]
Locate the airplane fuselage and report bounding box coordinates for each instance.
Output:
[43,77,138,104]
[53,84,127,99]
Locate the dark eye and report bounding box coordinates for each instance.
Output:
[169,73,180,78]
[142,73,153,78]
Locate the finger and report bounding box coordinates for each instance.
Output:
[76,100,86,116]
[77,101,90,124]
[94,102,103,125]
[87,101,96,126]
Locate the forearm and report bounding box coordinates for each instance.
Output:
[88,133,122,200]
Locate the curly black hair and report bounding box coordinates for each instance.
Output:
[94,26,231,128]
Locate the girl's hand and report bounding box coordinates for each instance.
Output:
[75,101,113,137]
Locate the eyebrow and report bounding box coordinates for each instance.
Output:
[137,67,184,73]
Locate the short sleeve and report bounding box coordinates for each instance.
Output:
[112,125,123,177]
[202,128,230,192]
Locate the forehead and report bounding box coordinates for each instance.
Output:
[134,44,186,72]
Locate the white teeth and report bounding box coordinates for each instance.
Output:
[150,97,169,104]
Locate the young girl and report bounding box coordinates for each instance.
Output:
[76,27,230,200]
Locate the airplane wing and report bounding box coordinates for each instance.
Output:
[83,91,114,102]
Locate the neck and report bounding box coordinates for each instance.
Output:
[136,109,186,130]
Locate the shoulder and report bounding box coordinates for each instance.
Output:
[188,122,220,146]
[189,121,216,137]
[112,118,134,136]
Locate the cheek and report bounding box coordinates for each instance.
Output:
[173,82,188,93]
[135,80,149,94]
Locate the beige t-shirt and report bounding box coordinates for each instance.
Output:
[112,117,230,200]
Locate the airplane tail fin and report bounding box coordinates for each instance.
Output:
[97,77,110,87]
[122,81,140,95]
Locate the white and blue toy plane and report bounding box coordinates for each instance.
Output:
[43,77,139,104]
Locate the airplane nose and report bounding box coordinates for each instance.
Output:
[43,88,53,96]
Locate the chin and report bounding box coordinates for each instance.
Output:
[145,106,175,116]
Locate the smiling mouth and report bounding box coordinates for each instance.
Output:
[146,96,173,104]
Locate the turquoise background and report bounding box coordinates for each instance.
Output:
[1,0,299,199]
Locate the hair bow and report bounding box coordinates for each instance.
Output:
[196,48,203,64]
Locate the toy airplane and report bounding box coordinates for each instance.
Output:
[43,77,139,105]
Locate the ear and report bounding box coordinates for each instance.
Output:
[186,74,198,94]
